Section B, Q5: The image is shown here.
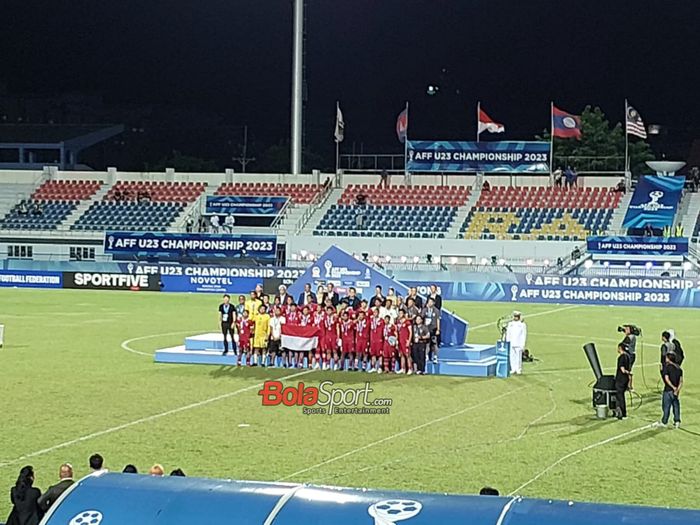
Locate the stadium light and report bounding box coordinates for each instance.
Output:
[466,257,473,264]
[372,255,380,263]
[385,255,392,263]
[543,259,550,267]
[307,253,315,261]
[498,258,506,266]
[412,256,420,263]
[663,261,672,270]
[300,250,308,258]
[625,261,631,268]
[603,261,610,267]
[400,255,407,263]
[645,262,653,269]
[526,259,533,266]
[480,257,488,265]
[683,261,692,271]
[584,259,594,269]
[449,256,458,265]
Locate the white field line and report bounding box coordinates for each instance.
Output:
[276,384,529,482]
[468,305,581,331]
[508,422,653,495]
[0,370,312,470]
[120,331,198,357]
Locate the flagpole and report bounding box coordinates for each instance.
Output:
[549,101,554,175]
[624,99,629,178]
[335,101,340,175]
[404,101,409,179]
[476,101,480,143]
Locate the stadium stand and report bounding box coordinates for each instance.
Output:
[314,184,470,237]
[0,180,103,230]
[460,186,622,240]
[72,181,205,231]
[215,182,321,204]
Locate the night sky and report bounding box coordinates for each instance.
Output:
[2,0,699,166]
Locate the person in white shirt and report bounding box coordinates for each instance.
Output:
[505,311,527,375]
[210,215,221,233]
[268,307,286,368]
[224,213,236,233]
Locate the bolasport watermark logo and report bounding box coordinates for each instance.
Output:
[258,380,393,416]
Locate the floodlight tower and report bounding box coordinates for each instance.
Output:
[290,0,305,175]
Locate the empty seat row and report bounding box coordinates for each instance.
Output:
[72,201,183,231]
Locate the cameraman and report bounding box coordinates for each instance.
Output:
[620,325,637,389]
[614,343,632,420]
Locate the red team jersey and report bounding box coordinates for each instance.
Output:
[340,320,355,353]
[355,318,370,354]
[398,318,412,355]
[369,316,385,356]
[238,318,253,349]
[383,323,398,358]
[299,313,311,327]
[286,310,300,326]
[323,314,339,350]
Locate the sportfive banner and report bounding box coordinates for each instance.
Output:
[407,141,550,173]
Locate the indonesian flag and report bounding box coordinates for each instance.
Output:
[281,324,320,351]
[478,107,505,135]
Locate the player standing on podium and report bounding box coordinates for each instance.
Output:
[505,311,527,375]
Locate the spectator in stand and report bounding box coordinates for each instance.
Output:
[355,191,367,207]
[614,178,626,193]
[342,286,361,309]
[17,200,29,216]
[564,165,577,188]
[89,453,106,473]
[31,202,42,216]
[297,283,317,305]
[354,207,365,230]
[482,180,491,192]
[185,217,194,233]
[644,223,654,237]
[370,285,386,308]
[690,166,699,192]
[552,167,563,187]
[6,466,42,525]
[556,256,564,269]
[210,215,221,233]
[224,213,236,233]
[122,464,138,474]
[149,464,165,476]
[37,464,74,512]
[379,169,390,189]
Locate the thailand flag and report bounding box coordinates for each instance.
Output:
[478,107,505,135]
[281,324,320,351]
[552,105,582,139]
[396,107,408,143]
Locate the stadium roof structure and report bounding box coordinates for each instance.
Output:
[0,124,124,170]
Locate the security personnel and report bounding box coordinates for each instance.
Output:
[614,343,631,420]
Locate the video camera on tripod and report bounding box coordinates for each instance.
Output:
[617,324,642,336]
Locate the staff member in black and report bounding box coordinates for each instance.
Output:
[219,294,236,356]
[412,315,430,375]
[614,343,631,420]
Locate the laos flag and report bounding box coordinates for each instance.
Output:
[552,105,582,139]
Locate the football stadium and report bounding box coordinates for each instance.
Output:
[2,2,700,525]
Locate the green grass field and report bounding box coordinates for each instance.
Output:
[0,288,698,517]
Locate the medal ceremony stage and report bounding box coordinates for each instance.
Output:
[155,246,501,376]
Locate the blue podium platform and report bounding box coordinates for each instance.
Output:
[155,333,498,377]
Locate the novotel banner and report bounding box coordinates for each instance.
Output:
[403,274,700,308]
[104,231,277,260]
[407,141,550,173]
[587,236,689,256]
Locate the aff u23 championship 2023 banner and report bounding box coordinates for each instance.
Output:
[622,174,685,229]
[406,141,550,173]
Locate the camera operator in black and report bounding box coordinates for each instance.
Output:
[614,342,632,420]
[619,325,637,389]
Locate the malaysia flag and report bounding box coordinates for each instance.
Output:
[396,107,408,143]
[281,324,320,352]
[478,107,505,135]
[552,105,582,139]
